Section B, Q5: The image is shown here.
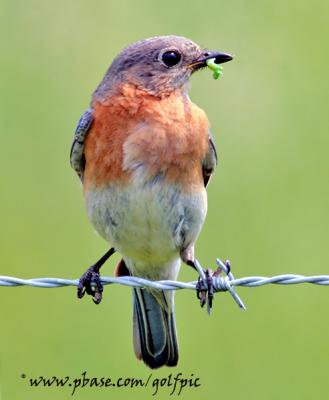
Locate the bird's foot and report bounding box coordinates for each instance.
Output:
[77,264,103,304]
[184,257,216,313]
[195,260,232,313]
[77,247,115,305]
[196,268,222,312]
[196,269,211,308]
[188,257,246,313]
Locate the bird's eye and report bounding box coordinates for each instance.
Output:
[161,51,182,67]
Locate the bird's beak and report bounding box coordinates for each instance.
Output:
[190,50,233,70]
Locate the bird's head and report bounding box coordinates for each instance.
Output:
[96,35,233,98]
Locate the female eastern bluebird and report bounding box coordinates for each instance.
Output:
[70,35,232,369]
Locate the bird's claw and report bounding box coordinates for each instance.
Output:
[196,268,217,311]
[194,258,246,313]
[77,265,103,304]
[196,272,207,308]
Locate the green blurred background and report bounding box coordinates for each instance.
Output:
[1,0,329,399]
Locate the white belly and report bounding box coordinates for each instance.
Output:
[85,177,207,278]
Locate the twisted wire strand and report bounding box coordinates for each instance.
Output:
[2,274,329,288]
[1,256,328,312]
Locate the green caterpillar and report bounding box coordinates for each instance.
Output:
[206,58,223,80]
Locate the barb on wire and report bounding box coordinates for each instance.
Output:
[1,258,329,313]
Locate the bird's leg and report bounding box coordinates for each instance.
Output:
[187,260,214,310]
[77,247,116,304]
[181,246,215,311]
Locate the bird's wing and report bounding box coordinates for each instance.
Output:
[202,130,218,187]
[70,109,94,182]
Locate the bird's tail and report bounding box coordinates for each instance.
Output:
[133,288,178,369]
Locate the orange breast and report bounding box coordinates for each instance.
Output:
[83,83,210,192]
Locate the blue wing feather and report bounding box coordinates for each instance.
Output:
[202,130,218,187]
[70,109,94,181]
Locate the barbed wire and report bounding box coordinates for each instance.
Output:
[1,258,329,313]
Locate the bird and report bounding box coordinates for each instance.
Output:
[70,35,232,369]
